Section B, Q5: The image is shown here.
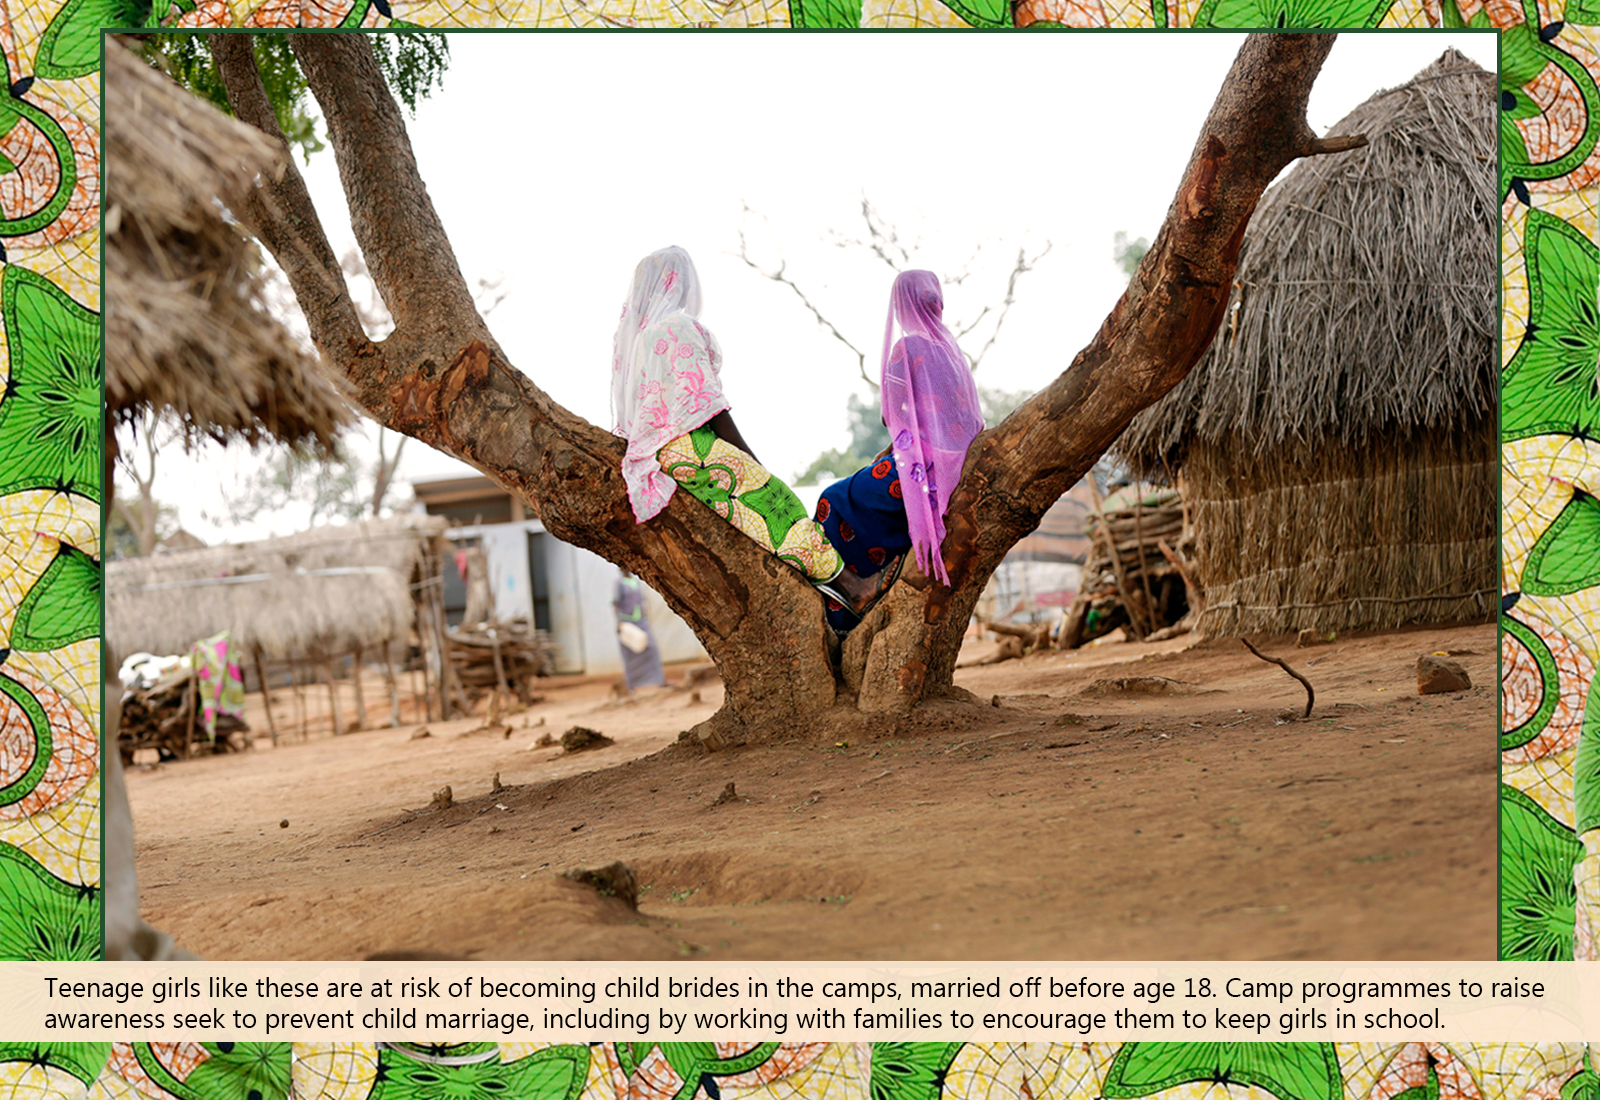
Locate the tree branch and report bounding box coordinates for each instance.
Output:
[968,33,1342,508]
[209,34,369,363]
[737,212,874,389]
[826,195,915,273]
[1241,636,1315,718]
[1306,134,1369,155]
[859,196,913,271]
[955,241,1053,371]
[288,33,489,360]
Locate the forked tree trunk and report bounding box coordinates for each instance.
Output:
[211,32,1362,743]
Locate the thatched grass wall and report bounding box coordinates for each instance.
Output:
[1115,50,1496,637]
[107,515,448,663]
[1192,425,1494,637]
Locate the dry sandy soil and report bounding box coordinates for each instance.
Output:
[129,622,1494,961]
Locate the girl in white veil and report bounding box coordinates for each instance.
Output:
[612,246,883,611]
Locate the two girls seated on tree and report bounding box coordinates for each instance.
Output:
[610,249,983,631]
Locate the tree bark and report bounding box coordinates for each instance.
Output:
[218,32,1357,741]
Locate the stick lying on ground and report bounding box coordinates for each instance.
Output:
[1241,637,1315,718]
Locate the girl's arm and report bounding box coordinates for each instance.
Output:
[706,409,759,463]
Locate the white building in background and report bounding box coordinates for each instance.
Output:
[411,475,705,677]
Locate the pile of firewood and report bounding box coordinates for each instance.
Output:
[117,673,250,764]
[1059,485,1199,649]
[447,619,556,704]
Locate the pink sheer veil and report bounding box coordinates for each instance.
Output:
[880,270,984,586]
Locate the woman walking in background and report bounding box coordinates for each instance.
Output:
[613,568,665,691]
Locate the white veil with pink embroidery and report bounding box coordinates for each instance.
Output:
[610,246,731,523]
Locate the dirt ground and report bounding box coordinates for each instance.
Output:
[128,621,1495,961]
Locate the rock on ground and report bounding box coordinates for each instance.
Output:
[1417,654,1471,694]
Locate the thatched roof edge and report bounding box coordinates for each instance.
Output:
[104,38,354,452]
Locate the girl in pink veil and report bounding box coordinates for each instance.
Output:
[814,270,984,631]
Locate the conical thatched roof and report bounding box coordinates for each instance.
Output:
[104,38,352,452]
[1117,49,1496,476]
[106,514,448,663]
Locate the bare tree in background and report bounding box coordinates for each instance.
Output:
[737,196,1052,389]
[111,411,182,556]
[739,198,1049,483]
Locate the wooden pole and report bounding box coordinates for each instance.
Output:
[1132,488,1160,630]
[430,561,450,719]
[320,652,343,736]
[420,551,448,720]
[429,555,469,718]
[350,645,368,731]
[1177,467,1192,537]
[184,665,198,759]
[412,582,435,723]
[1057,582,1093,651]
[443,616,471,718]
[383,641,402,728]
[1088,478,1150,639]
[488,625,510,699]
[1157,538,1205,619]
[252,646,279,747]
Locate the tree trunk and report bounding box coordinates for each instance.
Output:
[370,428,406,516]
[183,667,197,757]
[216,31,1360,743]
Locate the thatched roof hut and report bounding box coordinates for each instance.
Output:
[1115,50,1496,637]
[107,514,448,664]
[104,38,351,451]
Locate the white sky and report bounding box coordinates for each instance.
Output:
[138,30,1499,544]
